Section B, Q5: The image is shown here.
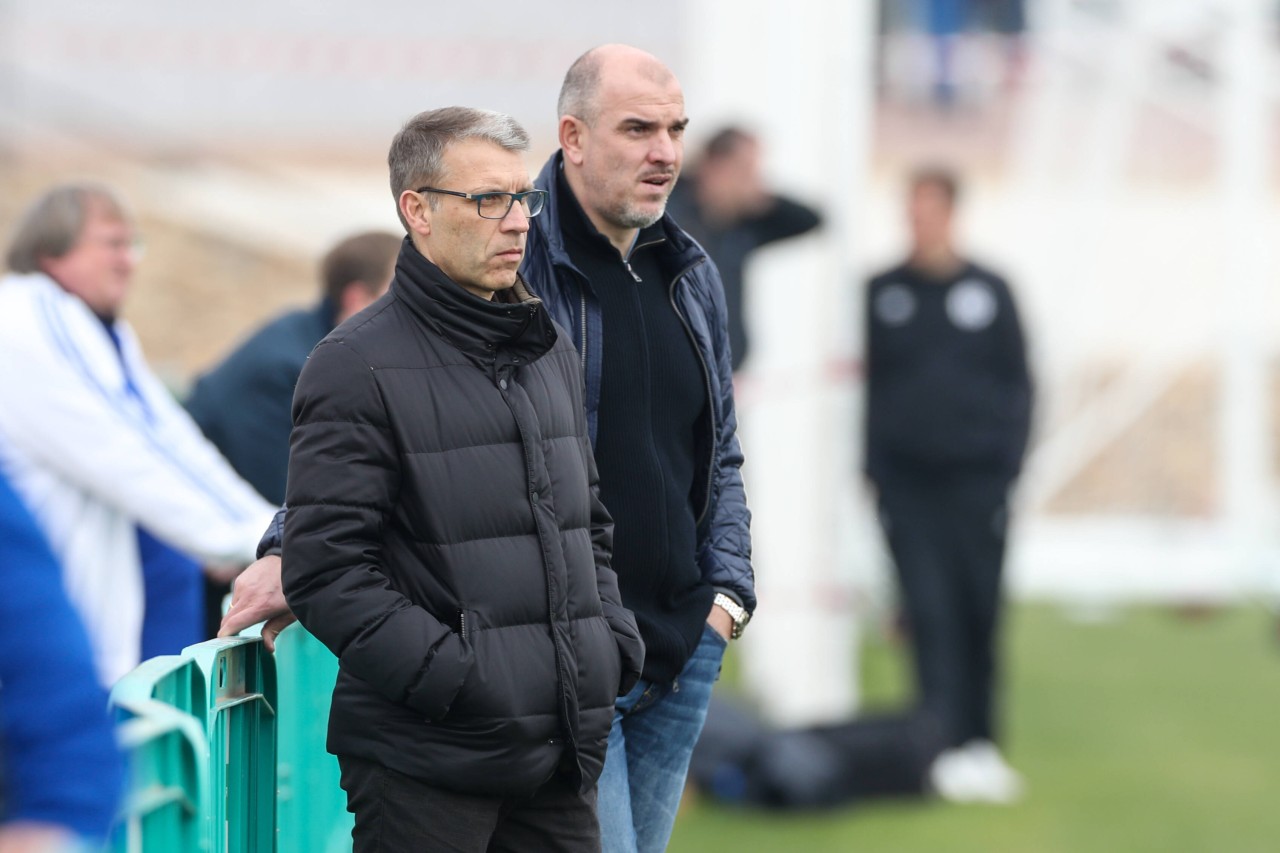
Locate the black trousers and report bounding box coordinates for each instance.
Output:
[337,755,600,853]
[877,474,1011,749]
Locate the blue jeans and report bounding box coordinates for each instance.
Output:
[598,623,727,853]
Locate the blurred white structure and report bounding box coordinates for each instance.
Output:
[1003,0,1280,602]
[681,1,876,724]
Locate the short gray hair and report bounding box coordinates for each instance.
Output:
[388,107,530,231]
[558,49,604,125]
[6,183,131,274]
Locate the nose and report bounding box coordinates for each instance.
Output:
[500,201,531,232]
[649,131,678,166]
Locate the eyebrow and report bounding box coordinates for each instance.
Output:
[619,117,690,132]
[469,185,538,194]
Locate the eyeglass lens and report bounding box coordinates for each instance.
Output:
[477,192,545,219]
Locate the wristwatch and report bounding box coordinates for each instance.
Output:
[713,593,751,640]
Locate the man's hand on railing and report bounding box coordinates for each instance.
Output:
[218,555,296,652]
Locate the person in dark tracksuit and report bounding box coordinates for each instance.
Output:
[863,166,1032,804]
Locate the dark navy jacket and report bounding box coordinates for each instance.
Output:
[187,302,335,505]
[523,153,755,615]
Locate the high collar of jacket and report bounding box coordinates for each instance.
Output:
[533,151,708,282]
[391,238,556,366]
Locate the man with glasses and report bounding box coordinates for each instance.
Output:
[276,106,642,851]
[224,45,753,853]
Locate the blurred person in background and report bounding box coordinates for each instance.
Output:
[0,183,277,686]
[186,230,399,637]
[221,44,754,853]
[0,470,122,853]
[666,127,821,374]
[863,166,1033,803]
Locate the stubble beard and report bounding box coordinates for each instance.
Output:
[607,191,669,231]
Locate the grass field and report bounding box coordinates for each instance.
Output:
[668,603,1280,853]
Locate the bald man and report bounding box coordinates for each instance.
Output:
[222,45,754,853]
[524,46,754,850]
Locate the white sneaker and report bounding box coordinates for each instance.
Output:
[928,748,982,803]
[960,740,1026,804]
[928,741,1026,805]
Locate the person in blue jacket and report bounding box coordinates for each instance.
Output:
[186,231,400,507]
[186,231,398,638]
[522,47,755,852]
[0,471,123,850]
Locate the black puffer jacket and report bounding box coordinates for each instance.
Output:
[282,240,644,797]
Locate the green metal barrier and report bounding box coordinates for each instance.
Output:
[109,656,209,852]
[111,632,350,852]
[272,624,351,853]
[111,638,280,852]
[185,638,278,853]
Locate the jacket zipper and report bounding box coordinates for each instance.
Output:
[668,257,716,526]
[625,237,664,285]
[578,289,588,373]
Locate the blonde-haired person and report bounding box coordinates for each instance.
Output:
[0,183,276,685]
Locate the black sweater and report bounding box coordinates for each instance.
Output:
[558,172,714,684]
[864,260,1033,486]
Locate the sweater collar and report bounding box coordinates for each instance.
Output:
[390,238,557,366]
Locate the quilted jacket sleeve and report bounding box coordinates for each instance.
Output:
[282,339,473,720]
[694,263,756,614]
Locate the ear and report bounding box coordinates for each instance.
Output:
[559,115,587,166]
[399,190,432,238]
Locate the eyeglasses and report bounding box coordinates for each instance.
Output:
[416,187,548,220]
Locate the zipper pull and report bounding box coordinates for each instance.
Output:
[623,260,642,283]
